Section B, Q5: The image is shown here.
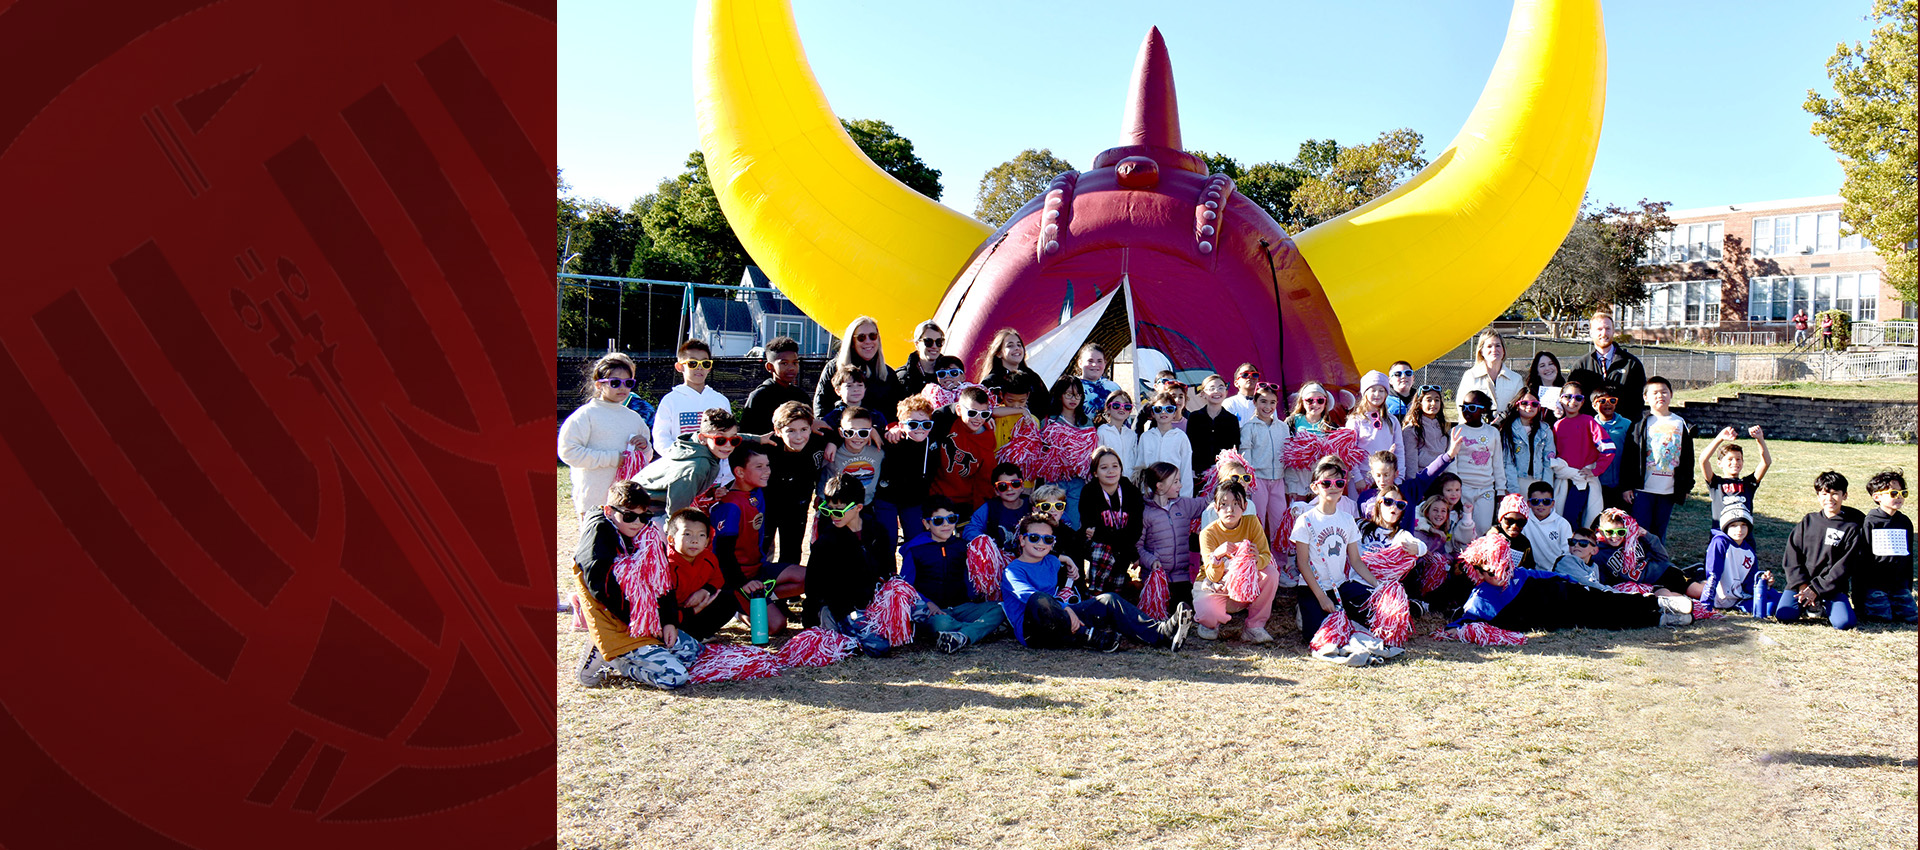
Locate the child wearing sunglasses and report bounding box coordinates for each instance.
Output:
[1000,515,1194,652]
[915,354,974,408]
[1358,485,1426,560]
[1593,508,1699,598]
[1096,389,1142,479]
[821,406,884,507]
[560,352,649,522]
[1858,470,1916,624]
[872,396,937,550]
[1223,362,1263,422]
[1284,381,1337,500]
[900,497,1007,653]
[635,408,750,517]
[1138,390,1195,497]
[1290,459,1381,641]
[1550,526,1611,590]
[1134,372,1188,434]
[1499,389,1556,501]
[963,462,1034,552]
[1548,378,1614,528]
[1196,482,1278,643]
[1517,482,1572,568]
[1384,361,1418,419]
[802,474,893,631]
[1030,482,1086,576]
[925,386,1003,514]
[1589,383,1635,511]
[1450,389,1505,535]
[652,338,732,459]
[573,481,701,689]
[1239,385,1291,534]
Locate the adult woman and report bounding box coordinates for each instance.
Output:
[813,315,903,420]
[976,327,1050,412]
[1523,351,1566,414]
[1455,329,1522,422]
[895,320,946,396]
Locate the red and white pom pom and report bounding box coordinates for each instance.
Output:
[612,526,672,638]
[686,645,782,684]
[1362,545,1419,584]
[774,627,857,668]
[1224,541,1262,603]
[1416,552,1450,595]
[1362,581,1413,646]
[1428,622,1528,646]
[966,535,1008,601]
[615,445,650,481]
[569,592,589,632]
[1309,608,1355,654]
[997,417,1044,472]
[1281,431,1329,470]
[863,577,922,647]
[1460,533,1514,587]
[1140,564,1171,619]
[1610,582,1657,595]
[1321,428,1367,470]
[1691,600,1723,620]
[1033,421,1099,483]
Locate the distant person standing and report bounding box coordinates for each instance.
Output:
[1792,309,1810,346]
[1573,312,1647,422]
[1818,313,1836,350]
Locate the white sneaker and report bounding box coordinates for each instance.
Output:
[1194,624,1219,640]
[1245,626,1273,644]
[1658,594,1695,627]
[1343,650,1375,667]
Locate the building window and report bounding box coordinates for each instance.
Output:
[1640,222,1724,264]
[1747,274,1881,322]
[774,319,803,340]
[1752,211,1853,257]
[1628,280,1721,328]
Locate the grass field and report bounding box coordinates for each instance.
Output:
[1672,380,1917,405]
[556,440,1918,850]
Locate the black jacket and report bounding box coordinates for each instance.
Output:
[1618,411,1694,503]
[897,357,940,398]
[1862,508,1914,589]
[575,514,677,627]
[1079,479,1146,568]
[874,433,933,506]
[1784,507,1867,597]
[1186,406,1241,477]
[741,378,809,435]
[1571,346,1648,421]
[802,519,892,626]
[813,357,902,425]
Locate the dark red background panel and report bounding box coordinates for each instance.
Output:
[0,1,558,846]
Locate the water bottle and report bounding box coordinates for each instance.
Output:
[749,591,769,645]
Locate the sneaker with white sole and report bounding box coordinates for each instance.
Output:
[1245,626,1274,644]
[1194,624,1219,640]
[1657,594,1694,627]
[576,643,609,688]
[1159,602,1195,652]
[1343,649,1375,667]
[937,631,969,654]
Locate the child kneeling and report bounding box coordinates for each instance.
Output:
[1195,482,1279,644]
[1000,514,1193,652]
[573,481,705,689]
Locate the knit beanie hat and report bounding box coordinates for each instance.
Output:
[1719,505,1753,531]
[1361,370,1388,392]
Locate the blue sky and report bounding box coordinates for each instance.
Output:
[559,0,1880,215]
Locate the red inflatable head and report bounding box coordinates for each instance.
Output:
[935,28,1357,394]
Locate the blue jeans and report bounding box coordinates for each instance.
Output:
[925,600,1007,644]
[1560,486,1590,527]
[871,500,924,552]
[1630,492,1676,540]
[1774,591,1857,630]
[1854,584,1920,624]
[1297,581,1374,643]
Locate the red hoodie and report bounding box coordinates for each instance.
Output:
[668,548,725,606]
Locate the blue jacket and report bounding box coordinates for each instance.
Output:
[1001,554,1063,646]
[900,531,976,609]
[965,497,1032,551]
[1596,534,1676,588]
[1702,529,1760,609]
[1453,568,1562,626]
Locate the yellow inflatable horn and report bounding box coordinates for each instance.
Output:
[1294,0,1606,370]
[693,0,990,347]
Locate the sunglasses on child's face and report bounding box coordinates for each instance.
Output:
[1516,401,1539,409]
[1564,394,1587,403]
[1528,497,1554,506]
[1315,478,1347,489]
[1501,514,1527,525]
[1569,539,1595,549]
[595,377,638,389]
[703,434,744,447]
[1390,370,1415,378]
[1381,499,1408,510]
[934,368,964,379]
[817,504,855,518]
[961,408,992,419]
[994,480,1024,492]
[1022,533,1057,546]
[1875,489,1910,499]
[1109,401,1133,411]
[1306,398,1328,407]
[920,337,945,348]
[1461,403,1488,413]
[1035,501,1067,513]
[606,506,652,524]
[853,332,880,343]
[841,428,873,439]
[678,359,715,370]
[1151,404,1179,414]
[903,419,935,431]
[1597,528,1628,539]
[1223,473,1252,485]
[927,514,959,526]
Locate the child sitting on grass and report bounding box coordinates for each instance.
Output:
[1195,482,1278,644]
[1857,470,1916,625]
[1594,507,1701,598]
[803,474,892,630]
[663,509,733,640]
[1776,470,1866,630]
[1702,506,1778,616]
[900,497,1007,653]
[574,481,702,689]
[1000,515,1194,652]
[1290,458,1383,641]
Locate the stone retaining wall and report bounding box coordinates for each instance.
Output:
[1673,393,1917,444]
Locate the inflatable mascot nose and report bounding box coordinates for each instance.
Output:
[692,0,1605,394]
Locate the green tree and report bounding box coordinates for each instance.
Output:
[1288,128,1428,227]
[841,118,944,200]
[1514,199,1675,335]
[1805,0,1917,302]
[974,148,1077,228]
[636,151,751,286]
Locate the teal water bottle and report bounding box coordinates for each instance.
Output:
[750,592,769,645]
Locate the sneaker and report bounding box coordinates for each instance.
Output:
[817,605,840,635]
[576,643,608,688]
[1160,602,1195,652]
[1245,626,1274,644]
[937,631,969,654]
[1194,624,1219,640]
[1090,628,1123,652]
[1411,599,1430,618]
[1657,594,1694,627]
[1343,649,1375,667]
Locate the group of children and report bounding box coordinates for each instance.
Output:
[559,318,1917,687]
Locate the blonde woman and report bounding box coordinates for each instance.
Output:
[1455,329,1522,422]
[814,315,902,419]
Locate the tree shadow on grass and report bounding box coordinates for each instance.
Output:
[1760,751,1918,769]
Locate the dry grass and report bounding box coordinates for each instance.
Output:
[555,442,1919,850]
